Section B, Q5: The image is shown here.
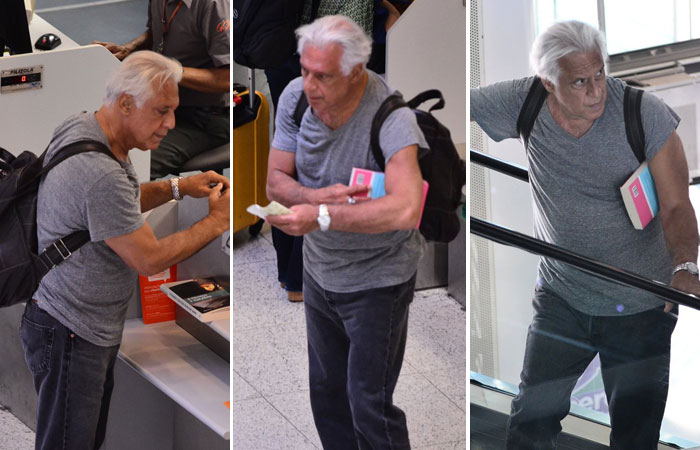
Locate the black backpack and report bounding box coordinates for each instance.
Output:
[294,89,466,243]
[517,76,646,162]
[0,140,115,307]
[232,0,319,69]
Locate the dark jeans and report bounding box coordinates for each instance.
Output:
[303,271,416,450]
[506,285,678,450]
[271,227,303,291]
[20,301,120,450]
[150,106,230,180]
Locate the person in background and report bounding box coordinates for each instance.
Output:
[471,20,700,450]
[95,0,230,180]
[22,51,229,450]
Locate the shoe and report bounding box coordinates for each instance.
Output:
[287,290,303,302]
[280,282,286,289]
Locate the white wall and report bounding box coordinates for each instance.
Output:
[478,0,541,385]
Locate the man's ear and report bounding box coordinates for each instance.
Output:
[118,94,134,115]
[542,78,556,94]
[349,64,364,82]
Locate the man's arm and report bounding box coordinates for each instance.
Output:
[106,184,229,276]
[140,171,230,212]
[266,145,423,235]
[649,130,700,304]
[266,148,370,207]
[93,30,152,61]
[180,65,229,94]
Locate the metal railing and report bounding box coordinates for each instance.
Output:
[470,149,700,310]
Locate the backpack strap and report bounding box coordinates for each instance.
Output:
[37,230,92,271]
[370,92,408,171]
[35,140,117,270]
[406,89,445,112]
[516,76,548,149]
[293,92,309,129]
[623,85,646,163]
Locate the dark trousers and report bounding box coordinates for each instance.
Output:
[272,227,303,291]
[265,58,305,292]
[303,271,415,450]
[150,106,230,180]
[506,285,678,450]
[20,301,120,450]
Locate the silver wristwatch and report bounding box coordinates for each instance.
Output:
[170,176,183,201]
[672,262,699,276]
[317,204,331,231]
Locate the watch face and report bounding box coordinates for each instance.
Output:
[318,216,330,227]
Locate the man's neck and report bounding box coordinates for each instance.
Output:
[95,107,129,161]
[316,71,369,130]
[546,96,595,138]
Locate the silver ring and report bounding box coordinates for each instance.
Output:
[348,196,356,205]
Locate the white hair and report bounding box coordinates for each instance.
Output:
[103,50,182,107]
[296,15,372,75]
[530,20,608,85]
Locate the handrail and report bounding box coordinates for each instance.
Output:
[471,217,700,309]
[470,149,529,182]
[469,148,700,309]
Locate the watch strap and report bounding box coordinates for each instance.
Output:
[672,262,699,276]
[170,176,183,201]
[317,204,330,231]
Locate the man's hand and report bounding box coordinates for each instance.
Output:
[180,171,230,198]
[310,183,370,205]
[265,204,318,236]
[207,183,230,234]
[667,271,700,312]
[93,41,132,60]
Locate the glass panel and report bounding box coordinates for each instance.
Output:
[534,0,599,34]
[605,0,678,54]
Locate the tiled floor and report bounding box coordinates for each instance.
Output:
[0,407,33,450]
[232,225,467,449]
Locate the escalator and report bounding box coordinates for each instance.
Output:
[470,149,700,449]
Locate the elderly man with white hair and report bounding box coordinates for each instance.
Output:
[471,20,700,450]
[20,50,229,450]
[265,15,427,450]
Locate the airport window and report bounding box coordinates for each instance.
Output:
[535,0,700,54]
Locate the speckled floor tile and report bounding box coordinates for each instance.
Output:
[405,290,466,373]
[232,284,305,332]
[232,397,319,450]
[232,322,309,397]
[232,368,260,402]
[0,407,34,450]
[421,363,467,412]
[232,227,277,267]
[232,260,286,301]
[266,390,323,449]
[396,373,466,447]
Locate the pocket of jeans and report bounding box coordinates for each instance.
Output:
[20,317,54,375]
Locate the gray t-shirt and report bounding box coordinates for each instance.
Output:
[272,71,428,292]
[471,76,679,316]
[34,112,145,346]
[148,0,230,107]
